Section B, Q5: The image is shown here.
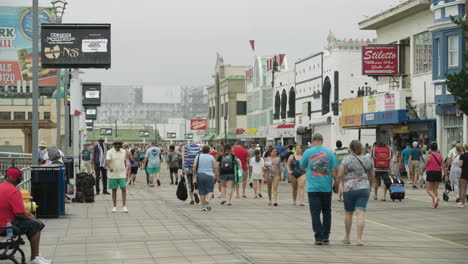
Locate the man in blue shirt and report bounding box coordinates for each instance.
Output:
[408,141,423,189]
[300,133,339,245]
[401,143,412,183]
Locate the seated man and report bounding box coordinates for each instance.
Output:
[0,168,52,264]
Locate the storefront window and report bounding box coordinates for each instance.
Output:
[414,32,432,74]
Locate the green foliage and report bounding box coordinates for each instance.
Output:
[446,17,468,115]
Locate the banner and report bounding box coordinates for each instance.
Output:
[362,45,399,75]
[190,119,207,130]
[41,23,111,68]
[0,6,57,85]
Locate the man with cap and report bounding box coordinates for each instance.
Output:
[0,168,52,264]
[300,133,339,246]
[107,138,128,213]
[93,136,110,195]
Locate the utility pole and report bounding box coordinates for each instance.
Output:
[31,0,39,165]
[115,120,118,138]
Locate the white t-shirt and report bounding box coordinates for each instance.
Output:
[106,148,127,179]
[250,157,264,175]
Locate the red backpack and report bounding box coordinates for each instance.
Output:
[373,146,391,169]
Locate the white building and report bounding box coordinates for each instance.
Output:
[295,33,377,149]
[271,70,296,145]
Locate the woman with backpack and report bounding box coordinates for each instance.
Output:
[264,148,281,206]
[216,144,241,206]
[193,145,217,211]
[287,144,306,206]
[421,142,448,208]
[337,140,375,246]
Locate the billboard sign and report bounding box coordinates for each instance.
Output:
[41,23,111,68]
[85,107,97,120]
[166,132,176,139]
[82,82,101,106]
[139,130,150,137]
[190,119,207,130]
[362,45,399,76]
[100,128,112,135]
[0,6,57,86]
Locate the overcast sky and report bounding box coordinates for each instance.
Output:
[6,0,402,101]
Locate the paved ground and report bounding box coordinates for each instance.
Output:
[9,167,468,264]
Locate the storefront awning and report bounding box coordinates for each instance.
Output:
[203,135,215,141]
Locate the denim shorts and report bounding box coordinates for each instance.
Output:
[343,188,370,212]
[220,173,235,182]
[197,172,215,196]
[12,219,45,240]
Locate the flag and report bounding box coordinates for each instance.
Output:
[249,40,255,51]
[279,54,285,66]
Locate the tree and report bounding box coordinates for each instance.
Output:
[446,4,468,115]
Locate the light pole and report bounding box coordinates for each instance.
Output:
[51,0,68,149]
[31,0,39,165]
[224,115,227,145]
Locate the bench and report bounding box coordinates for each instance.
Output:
[0,225,26,264]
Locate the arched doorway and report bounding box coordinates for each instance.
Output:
[281,90,287,119]
[274,91,280,120]
[322,77,331,115]
[288,87,295,118]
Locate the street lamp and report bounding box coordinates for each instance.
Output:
[224,115,227,144]
[51,0,68,150]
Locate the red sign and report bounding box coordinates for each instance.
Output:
[190,119,207,130]
[362,45,399,76]
[384,94,395,111]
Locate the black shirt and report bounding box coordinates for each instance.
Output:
[217,154,236,175]
[460,153,468,179]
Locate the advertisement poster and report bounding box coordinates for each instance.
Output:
[190,119,207,130]
[0,6,57,85]
[41,23,111,68]
[367,96,376,113]
[385,94,396,111]
[362,45,399,76]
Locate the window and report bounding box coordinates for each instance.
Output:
[414,32,432,74]
[445,6,458,17]
[236,101,247,115]
[14,112,25,120]
[0,112,11,120]
[28,112,32,120]
[435,38,441,76]
[44,112,51,120]
[448,35,459,68]
[225,102,229,117]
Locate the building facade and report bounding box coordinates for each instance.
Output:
[429,0,467,155]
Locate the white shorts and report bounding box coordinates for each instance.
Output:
[252,172,263,180]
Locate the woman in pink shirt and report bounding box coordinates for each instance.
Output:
[421,143,448,208]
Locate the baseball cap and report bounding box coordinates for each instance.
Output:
[6,167,23,180]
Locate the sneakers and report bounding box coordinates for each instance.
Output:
[458,203,465,208]
[218,194,223,198]
[434,197,440,209]
[112,207,117,213]
[323,239,330,245]
[201,207,208,211]
[314,240,323,245]
[206,201,211,211]
[30,256,52,264]
[121,206,128,213]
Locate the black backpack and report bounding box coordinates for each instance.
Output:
[176,177,188,201]
[220,154,235,172]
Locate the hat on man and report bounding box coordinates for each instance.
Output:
[98,136,105,141]
[39,141,47,148]
[5,167,23,181]
[312,133,324,141]
[113,138,123,144]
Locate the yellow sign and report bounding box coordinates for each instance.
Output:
[367,96,376,113]
[246,128,258,135]
[392,125,410,134]
[342,97,363,116]
[339,115,362,128]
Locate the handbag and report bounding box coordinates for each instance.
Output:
[176,176,188,201]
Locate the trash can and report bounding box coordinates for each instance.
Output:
[31,165,65,218]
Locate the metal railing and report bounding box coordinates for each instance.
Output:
[0,152,33,192]
[0,167,31,192]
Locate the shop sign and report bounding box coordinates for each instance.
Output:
[362,109,406,126]
[41,23,111,68]
[85,107,97,120]
[190,119,207,130]
[246,128,257,135]
[100,128,112,135]
[185,133,193,139]
[339,115,361,128]
[236,129,246,135]
[342,97,363,116]
[367,96,376,113]
[0,6,57,85]
[82,82,101,106]
[385,94,395,111]
[166,132,177,139]
[362,45,399,75]
[139,130,150,137]
[392,125,410,134]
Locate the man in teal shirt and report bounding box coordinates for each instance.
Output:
[401,143,412,182]
[300,133,339,245]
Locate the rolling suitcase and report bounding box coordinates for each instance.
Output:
[388,177,405,202]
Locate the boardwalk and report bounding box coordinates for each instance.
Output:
[22,167,468,264]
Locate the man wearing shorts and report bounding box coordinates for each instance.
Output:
[401,143,412,183]
[144,142,162,187]
[107,138,128,213]
[167,145,182,185]
[408,141,423,189]
[0,168,51,264]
